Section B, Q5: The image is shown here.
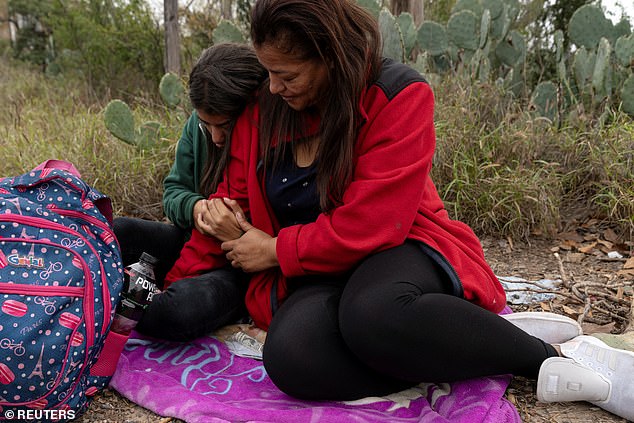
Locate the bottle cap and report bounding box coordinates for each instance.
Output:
[139,252,159,266]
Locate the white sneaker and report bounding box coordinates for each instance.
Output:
[537,335,634,421]
[502,312,583,344]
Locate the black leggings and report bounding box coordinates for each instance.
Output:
[113,217,248,341]
[263,241,558,400]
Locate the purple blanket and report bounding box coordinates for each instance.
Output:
[110,333,520,423]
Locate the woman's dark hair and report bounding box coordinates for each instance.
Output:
[251,0,382,212]
[189,43,267,196]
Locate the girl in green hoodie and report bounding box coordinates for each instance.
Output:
[113,43,266,283]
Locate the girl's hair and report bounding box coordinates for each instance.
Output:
[189,43,267,196]
[251,0,382,212]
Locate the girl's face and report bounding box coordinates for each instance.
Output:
[255,42,330,112]
[196,110,232,148]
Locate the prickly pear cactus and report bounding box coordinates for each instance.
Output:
[447,10,479,51]
[103,100,161,150]
[490,4,511,40]
[568,5,614,50]
[530,81,558,122]
[451,0,483,19]
[495,30,525,67]
[212,20,245,44]
[621,74,634,116]
[396,13,418,56]
[379,9,405,63]
[137,121,162,150]
[417,21,449,57]
[592,37,612,98]
[613,19,632,45]
[479,9,491,49]
[104,100,136,145]
[356,0,381,18]
[615,34,634,68]
[481,0,503,20]
[159,73,185,108]
[573,47,595,90]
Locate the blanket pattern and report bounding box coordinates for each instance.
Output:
[110,333,521,423]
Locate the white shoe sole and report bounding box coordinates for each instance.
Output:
[503,312,583,344]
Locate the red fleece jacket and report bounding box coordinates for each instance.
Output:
[165,60,506,330]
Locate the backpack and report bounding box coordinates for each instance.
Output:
[0,160,126,422]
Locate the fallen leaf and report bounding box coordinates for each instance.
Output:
[578,242,597,254]
[564,252,586,263]
[582,321,616,334]
[540,302,551,311]
[557,231,585,243]
[582,218,599,228]
[624,256,634,270]
[597,239,614,249]
[562,305,579,316]
[617,269,634,279]
[603,228,619,243]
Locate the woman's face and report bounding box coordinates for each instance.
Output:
[196,110,232,148]
[255,42,330,112]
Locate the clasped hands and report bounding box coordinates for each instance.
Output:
[194,198,278,272]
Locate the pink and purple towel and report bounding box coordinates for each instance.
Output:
[110,331,520,423]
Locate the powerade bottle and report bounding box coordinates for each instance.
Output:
[111,252,161,335]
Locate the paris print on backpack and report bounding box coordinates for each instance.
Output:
[0,160,124,421]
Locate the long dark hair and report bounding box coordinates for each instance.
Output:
[251,0,382,211]
[189,43,267,197]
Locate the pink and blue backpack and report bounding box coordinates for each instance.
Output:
[0,160,126,421]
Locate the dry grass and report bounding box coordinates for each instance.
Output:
[1,57,633,240]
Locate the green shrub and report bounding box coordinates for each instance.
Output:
[9,0,164,101]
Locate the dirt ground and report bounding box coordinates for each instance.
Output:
[76,225,634,423]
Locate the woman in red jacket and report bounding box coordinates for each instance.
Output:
[161,1,633,419]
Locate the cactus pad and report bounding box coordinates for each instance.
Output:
[356,0,381,18]
[104,100,136,145]
[136,121,161,150]
[490,5,511,40]
[592,37,611,97]
[615,34,634,68]
[568,5,613,50]
[451,0,483,19]
[418,21,449,56]
[495,30,525,67]
[159,73,185,108]
[621,74,634,116]
[448,10,479,51]
[212,20,245,44]
[379,9,405,63]
[482,0,503,20]
[396,13,418,56]
[530,81,558,121]
[573,47,595,89]
[480,9,491,49]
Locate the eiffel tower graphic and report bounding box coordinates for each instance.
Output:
[28,344,45,380]
[5,198,22,215]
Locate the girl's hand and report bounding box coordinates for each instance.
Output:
[221,212,278,272]
[195,198,244,242]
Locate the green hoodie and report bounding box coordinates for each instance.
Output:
[162,113,208,230]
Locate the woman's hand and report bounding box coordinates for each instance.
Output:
[221,212,278,273]
[194,198,244,242]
